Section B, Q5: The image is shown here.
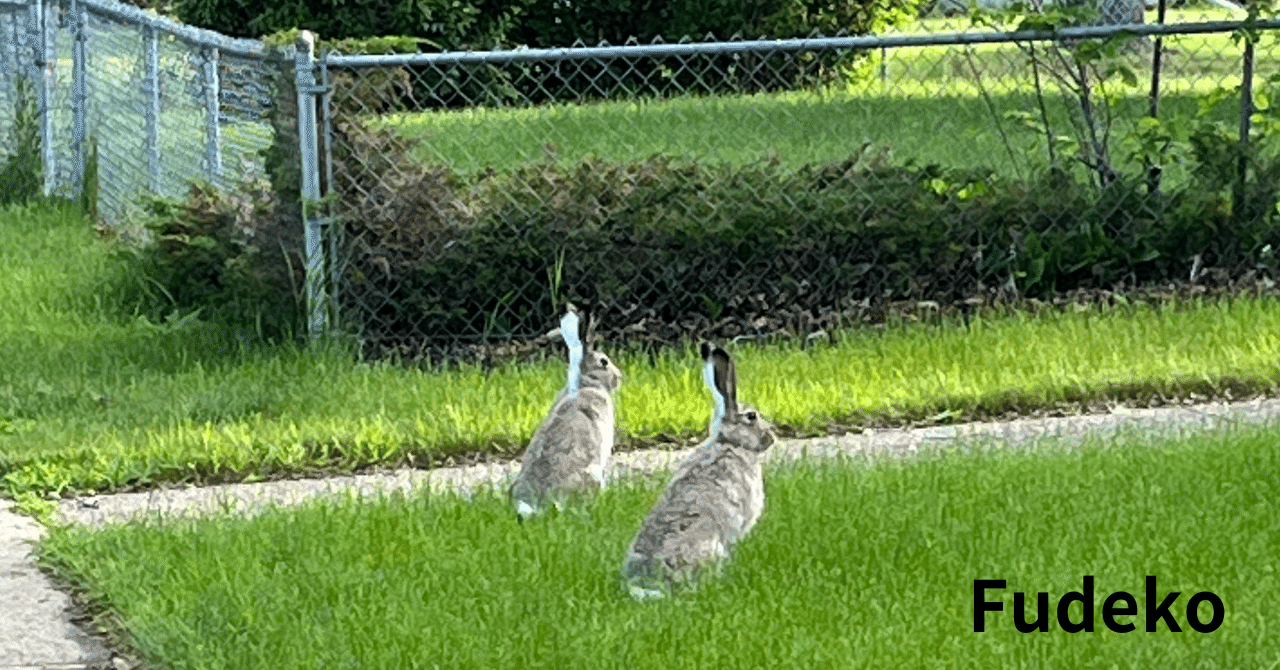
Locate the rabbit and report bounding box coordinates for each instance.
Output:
[621,342,776,599]
[509,304,623,521]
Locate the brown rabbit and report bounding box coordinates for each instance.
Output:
[622,342,776,598]
[509,305,623,520]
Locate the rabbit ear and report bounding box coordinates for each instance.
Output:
[711,345,737,418]
[560,306,583,393]
[702,342,736,435]
[578,304,595,347]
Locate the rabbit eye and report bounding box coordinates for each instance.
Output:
[599,356,609,367]
[745,411,758,422]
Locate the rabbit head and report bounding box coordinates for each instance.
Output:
[563,304,621,394]
[702,342,774,453]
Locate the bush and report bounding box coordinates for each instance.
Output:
[335,151,1280,357]
[179,0,915,45]
[182,0,918,110]
[181,0,525,44]
[117,174,305,341]
[111,37,306,342]
[510,0,913,47]
[0,75,43,207]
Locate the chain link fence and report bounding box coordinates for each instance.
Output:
[317,12,1280,362]
[0,0,280,225]
[3,0,1277,361]
[0,1,26,160]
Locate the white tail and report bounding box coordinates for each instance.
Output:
[628,584,666,601]
[515,500,537,520]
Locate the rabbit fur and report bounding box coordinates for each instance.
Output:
[509,305,623,520]
[621,342,776,599]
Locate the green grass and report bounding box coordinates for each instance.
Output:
[4,201,1280,500]
[385,90,1245,183]
[40,425,1280,668]
[379,13,1279,181]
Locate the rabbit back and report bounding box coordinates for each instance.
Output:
[510,387,616,515]
[622,439,765,584]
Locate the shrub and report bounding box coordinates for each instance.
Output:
[0,75,43,207]
[181,0,919,110]
[117,172,305,341]
[180,0,527,44]
[179,0,915,45]
[335,151,1280,357]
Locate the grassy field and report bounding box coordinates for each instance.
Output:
[40,424,1280,668]
[384,89,1244,182]
[376,8,1277,181]
[3,201,1280,502]
[12,11,1280,667]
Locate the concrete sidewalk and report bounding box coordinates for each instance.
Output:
[0,499,112,670]
[53,397,1280,528]
[5,396,1280,668]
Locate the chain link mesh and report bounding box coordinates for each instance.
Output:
[0,0,279,225]
[0,1,28,159]
[322,10,1280,361]
[80,8,148,219]
[1,0,1276,360]
[76,1,278,224]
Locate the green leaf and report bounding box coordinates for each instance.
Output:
[1074,40,1103,64]
[1253,90,1269,112]
[1016,17,1058,31]
[189,235,219,251]
[927,408,962,423]
[1104,63,1139,88]
[1133,248,1161,263]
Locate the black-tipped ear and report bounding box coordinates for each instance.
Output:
[579,304,595,345]
[711,346,736,415]
[700,341,713,361]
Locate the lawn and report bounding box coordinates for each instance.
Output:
[370,9,1279,183]
[381,89,1246,184]
[11,10,1280,666]
[3,201,1280,502]
[40,423,1280,668]
[5,11,1280,507]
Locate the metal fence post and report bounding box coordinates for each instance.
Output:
[319,54,340,328]
[1146,0,1166,195]
[27,0,53,196]
[202,44,221,181]
[1234,34,1254,220]
[70,0,87,199]
[142,22,159,193]
[295,30,328,341]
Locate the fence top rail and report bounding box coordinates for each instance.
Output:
[324,18,1280,68]
[74,0,273,59]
